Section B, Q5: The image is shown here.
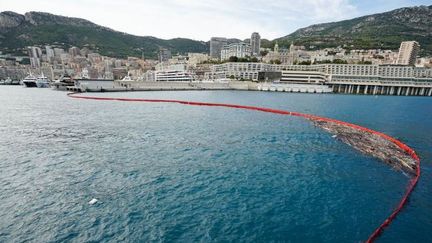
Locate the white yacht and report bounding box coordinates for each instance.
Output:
[36,73,50,88]
[22,73,38,87]
[22,73,50,88]
[52,73,74,91]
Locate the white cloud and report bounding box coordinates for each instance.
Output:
[2,0,358,40]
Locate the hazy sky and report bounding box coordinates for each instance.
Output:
[2,0,431,41]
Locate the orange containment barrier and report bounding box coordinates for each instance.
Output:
[67,93,421,242]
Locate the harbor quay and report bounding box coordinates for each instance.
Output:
[70,80,252,92]
[201,63,432,96]
[73,78,432,97]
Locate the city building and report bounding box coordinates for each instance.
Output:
[206,62,432,86]
[207,62,266,80]
[155,63,194,81]
[250,32,261,56]
[210,37,227,59]
[221,42,252,60]
[45,46,55,63]
[53,48,64,57]
[187,53,209,67]
[28,46,42,68]
[396,41,420,66]
[263,43,294,64]
[140,70,156,82]
[280,70,328,84]
[158,48,172,62]
[68,47,81,57]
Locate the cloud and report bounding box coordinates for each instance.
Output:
[0,0,359,40]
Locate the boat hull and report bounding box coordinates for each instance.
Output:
[23,81,37,88]
[36,82,50,88]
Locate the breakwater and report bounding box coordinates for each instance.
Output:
[74,81,254,92]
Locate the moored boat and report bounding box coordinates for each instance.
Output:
[36,73,50,88]
[22,73,50,88]
[52,73,75,91]
[22,74,38,87]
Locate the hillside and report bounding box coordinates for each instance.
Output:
[0,11,208,58]
[1,6,432,59]
[274,5,432,55]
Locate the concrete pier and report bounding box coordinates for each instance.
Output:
[331,83,432,96]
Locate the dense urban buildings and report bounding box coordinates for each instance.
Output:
[1,36,431,94]
[396,41,420,66]
[211,32,261,60]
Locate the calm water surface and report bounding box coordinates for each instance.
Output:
[0,86,431,242]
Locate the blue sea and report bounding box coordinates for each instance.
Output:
[0,86,431,242]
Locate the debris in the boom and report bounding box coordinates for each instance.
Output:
[89,198,98,205]
[312,119,417,176]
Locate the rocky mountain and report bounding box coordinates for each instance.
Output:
[274,5,432,55]
[0,11,208,58]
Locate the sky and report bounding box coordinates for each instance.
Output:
[2,0,431,41]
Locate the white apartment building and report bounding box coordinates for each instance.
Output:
[208,62,266,80]
[155,63,194,82]
[221,43,252,60]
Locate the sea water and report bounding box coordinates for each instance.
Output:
[0,86,431,242]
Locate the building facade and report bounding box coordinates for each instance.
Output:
[250,32,261,56]
[396,41,420,66]
[210,37,227,59]
[158,48,172,62]
[221,43,252,61]
[207,62,431,86]
[28,46,42,68]
[206,62,432,95]
[155,63,194,81]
